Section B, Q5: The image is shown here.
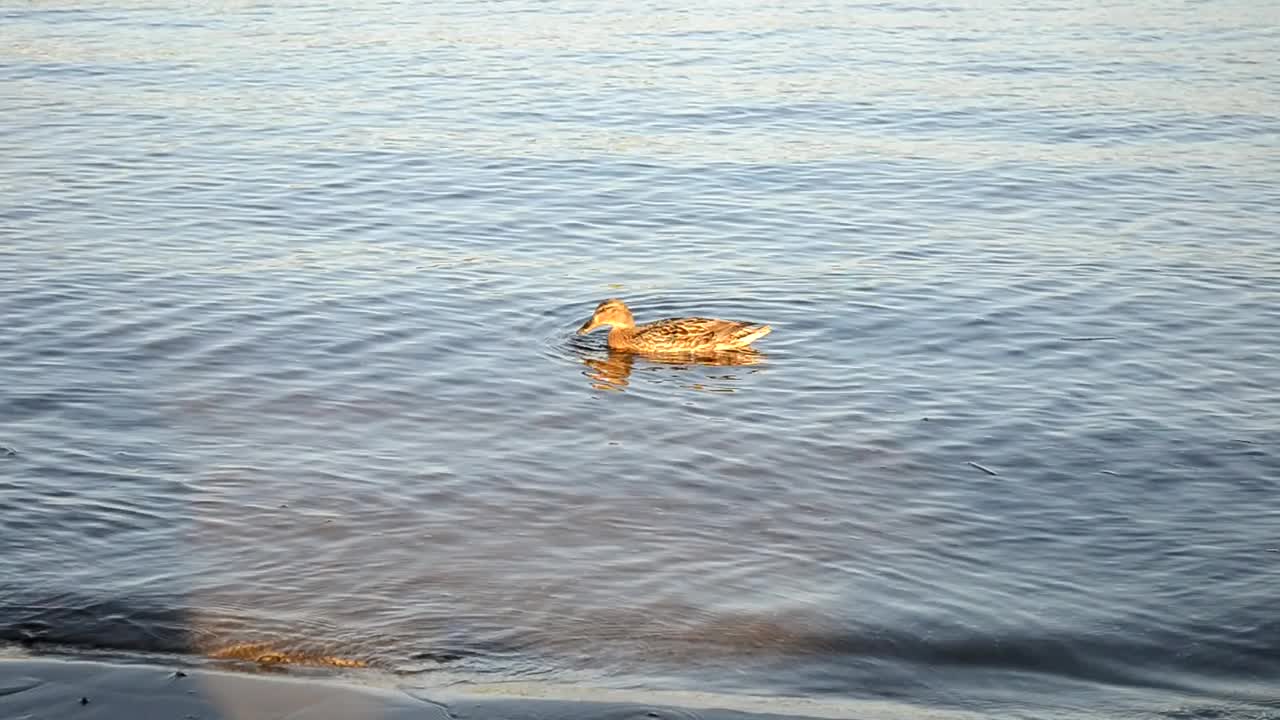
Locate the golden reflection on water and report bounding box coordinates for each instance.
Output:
[582,350,764,392]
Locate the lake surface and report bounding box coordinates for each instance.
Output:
[2,1,1279,717]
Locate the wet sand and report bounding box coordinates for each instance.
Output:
[0,657,865,720]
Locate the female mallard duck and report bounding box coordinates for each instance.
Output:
[577,298,771,354]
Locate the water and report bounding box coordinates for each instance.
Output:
[2,0,1279,717]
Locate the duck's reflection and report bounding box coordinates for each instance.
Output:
[582,349,764,392]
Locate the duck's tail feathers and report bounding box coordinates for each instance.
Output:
[723,323,772,349]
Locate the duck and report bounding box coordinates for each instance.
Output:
[577,298,772,354]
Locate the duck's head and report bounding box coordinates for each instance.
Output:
[578,298,635,334]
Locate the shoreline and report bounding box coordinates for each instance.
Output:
[0,654,901,720]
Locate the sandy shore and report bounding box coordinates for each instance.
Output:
[0,656,864,720]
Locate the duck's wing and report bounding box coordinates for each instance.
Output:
[634,317,772,351]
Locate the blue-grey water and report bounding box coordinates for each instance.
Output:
[2,1,1279,718]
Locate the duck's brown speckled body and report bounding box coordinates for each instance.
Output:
[578,298,771,354]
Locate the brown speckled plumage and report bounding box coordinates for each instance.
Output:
[578,298,771,354]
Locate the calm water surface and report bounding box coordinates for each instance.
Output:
[2,1,1279,718]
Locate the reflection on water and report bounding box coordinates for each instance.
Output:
[582,350,765,393]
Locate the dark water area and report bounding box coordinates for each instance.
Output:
[2,1,1279,718]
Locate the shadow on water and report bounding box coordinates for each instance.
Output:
[6,589,1280,711]
[0,591,374,674]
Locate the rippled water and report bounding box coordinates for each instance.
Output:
[3,1,1279,717]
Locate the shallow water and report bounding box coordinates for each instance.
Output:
[2,1,1279,717]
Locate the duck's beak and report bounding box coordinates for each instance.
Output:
[577,318,598,335]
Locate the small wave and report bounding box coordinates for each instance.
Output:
[4,592,1280,702]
